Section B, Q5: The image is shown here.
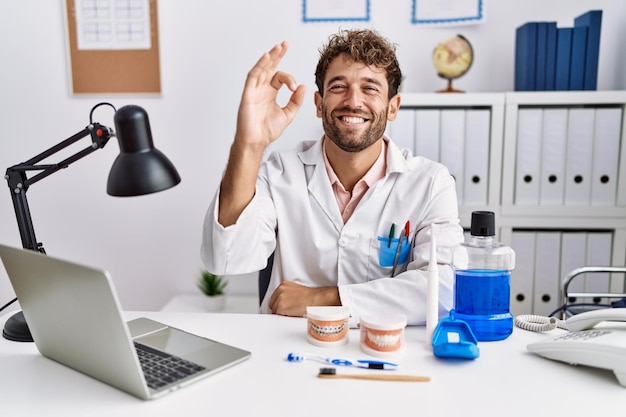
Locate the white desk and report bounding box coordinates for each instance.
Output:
[1,311,623,416]
[160,294,259,313]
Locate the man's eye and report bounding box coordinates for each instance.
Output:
[328,85,346,91]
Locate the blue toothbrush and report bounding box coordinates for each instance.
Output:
[286,352,398,370]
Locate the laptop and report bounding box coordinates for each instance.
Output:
[0,243,251,400]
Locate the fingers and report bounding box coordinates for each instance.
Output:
[248,42,290,88]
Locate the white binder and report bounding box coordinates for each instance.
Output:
[539,108,568,206]
[560,232,588,305]
[564,108,595,205]
[533,231,561,316]
[585,232,612,305]
[514,108,543,205]
[510,231,536,317]
[414,109,441,162]
[439,109,466,204]
[591,107,621,206]
[390,108,416,154]
[463,109,490,206]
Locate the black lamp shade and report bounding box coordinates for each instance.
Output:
[107,105,181,196]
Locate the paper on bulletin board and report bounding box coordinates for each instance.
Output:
[412,0,486,26]
[74,0,152,50]
[303,0,370,22]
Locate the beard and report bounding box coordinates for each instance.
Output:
[321,104,389,153]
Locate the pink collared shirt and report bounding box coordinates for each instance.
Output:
[323,138,387,223]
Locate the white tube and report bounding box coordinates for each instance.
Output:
[426,223,439,348]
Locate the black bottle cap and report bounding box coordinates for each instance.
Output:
[470,211,495,237]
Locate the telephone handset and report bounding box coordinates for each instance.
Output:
[526,308,626,387]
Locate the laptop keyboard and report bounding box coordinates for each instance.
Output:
[135,342,206,390]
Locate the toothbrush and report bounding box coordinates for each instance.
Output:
[287,352,398,370]
[426,223,439,348]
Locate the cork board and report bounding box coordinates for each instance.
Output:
[65,0,161,94]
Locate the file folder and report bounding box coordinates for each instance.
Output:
[440,109,466,204]
[591,107,621,206]
[510,231,535,317]
[514,108,543,205]
[585,232,612,305]
[414,109,441,162]
[560,232,588,305]
[564,108,595,205]
[539,108,568,206]
[463,109,490,206]
[533,232,561,316]
[390,109,417,154]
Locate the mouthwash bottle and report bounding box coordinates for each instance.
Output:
[453,211,516,341]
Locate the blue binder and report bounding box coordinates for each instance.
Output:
[544,22,558,90]
[569,26,588,90]
[535,22,549,91]
[515,22,538,91]
[574,10,602,90]
[555,27,572,91]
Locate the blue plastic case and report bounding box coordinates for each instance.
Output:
[432,310,480,360]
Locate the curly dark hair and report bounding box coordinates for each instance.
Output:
[315,29,403,99]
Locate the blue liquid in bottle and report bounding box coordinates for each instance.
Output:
[454,269,513,341]
[453,211,515,341]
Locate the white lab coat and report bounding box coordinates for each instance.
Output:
[201,136,464,326]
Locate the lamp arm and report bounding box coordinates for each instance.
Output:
[4,123,114,252]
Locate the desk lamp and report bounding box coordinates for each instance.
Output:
[2,102,181,342]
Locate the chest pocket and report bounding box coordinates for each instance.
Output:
[368,237,410,279]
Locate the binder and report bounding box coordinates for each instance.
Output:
[414,109,441,162]
[533,231,561,316]
[390,109,416,154]
[510,231,535,317]
[574,10,603,91]
[555,28,572,91]
[560,232,588,306]
[514,108,543,205]
[515,22,538,91]
[568,26,588,91]
[439,109,466,204]
[463,109,490,206]
[539,108,568,206]
[544,22,558,90]
[591,107,621,206]
[564,108,595,205]
[535,22,549,91]
[585,232,612,305]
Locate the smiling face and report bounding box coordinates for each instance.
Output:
[314,54,400,153]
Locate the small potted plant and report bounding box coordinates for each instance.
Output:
[197,270,228,311]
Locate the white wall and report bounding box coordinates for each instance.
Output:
[1,0,626,314]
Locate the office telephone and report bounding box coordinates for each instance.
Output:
[526,308,626,387]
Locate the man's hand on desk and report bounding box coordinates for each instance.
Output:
[269,281,341,317]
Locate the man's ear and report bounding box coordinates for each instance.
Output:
[387,94,401,121]
[314,91,323,118]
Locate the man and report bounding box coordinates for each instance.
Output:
[202,29,464,326]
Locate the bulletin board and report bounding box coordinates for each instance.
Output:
[65,0,161,95]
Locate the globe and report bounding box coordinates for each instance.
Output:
[432,35,473,93]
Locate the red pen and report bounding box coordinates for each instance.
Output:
[404,221,410,244]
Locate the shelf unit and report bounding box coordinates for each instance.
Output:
[395,91,626,315]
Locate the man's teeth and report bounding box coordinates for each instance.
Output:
[342,116,365,124]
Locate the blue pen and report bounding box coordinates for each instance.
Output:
[287,352,398,370]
